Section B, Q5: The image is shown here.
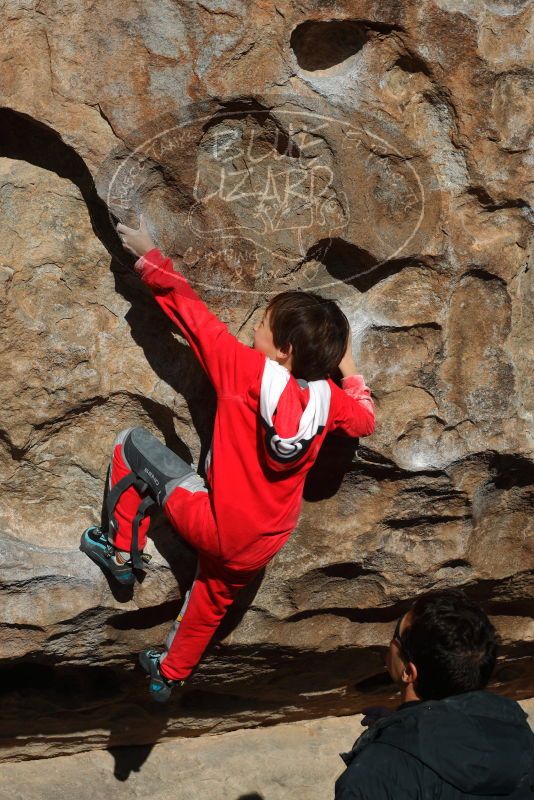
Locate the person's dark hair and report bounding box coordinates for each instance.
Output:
[399,589,498,701]
[266,291,349,381]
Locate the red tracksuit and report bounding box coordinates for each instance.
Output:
[111,247,375,681]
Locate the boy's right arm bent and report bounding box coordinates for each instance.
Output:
[134,248,263,395]
[329,328,375,438]
[329,374,376,438]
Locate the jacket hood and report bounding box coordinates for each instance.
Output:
[367,692,533,795]
[259,358,331,472]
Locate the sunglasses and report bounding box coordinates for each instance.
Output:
[392,614,413,662]
[392,615,403,646]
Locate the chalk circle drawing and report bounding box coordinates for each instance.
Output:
[99,94,439,296]
[482,0,530,15]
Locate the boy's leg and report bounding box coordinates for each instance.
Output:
[107,428,151,553]
[157,557,260,682]
[163,562,200,654]
[82,426,208,581]
[162,484,220,559]
[80,428,150,584]
[109,426,212,552]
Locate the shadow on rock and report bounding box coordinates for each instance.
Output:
[105,681,179,780]
[148,510,198,591]
[108,743,155,781]
[304,432,358,502]
[103,571,136,603]
[0,106,216,465]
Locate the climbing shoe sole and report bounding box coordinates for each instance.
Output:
[80,526,135,586]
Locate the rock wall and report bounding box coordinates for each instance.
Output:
[0,0,533,760]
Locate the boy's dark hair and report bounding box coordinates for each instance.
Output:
[399,589,498,701]
[266,291,349,381]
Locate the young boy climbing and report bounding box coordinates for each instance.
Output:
[81,215,375,702]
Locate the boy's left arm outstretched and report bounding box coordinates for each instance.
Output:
[117,216,263,395]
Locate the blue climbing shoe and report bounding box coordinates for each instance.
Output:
[80,525,135,586]
[138,647,184,702]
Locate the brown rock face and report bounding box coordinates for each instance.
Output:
[0,0,532,760]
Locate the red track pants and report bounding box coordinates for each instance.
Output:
[108,432,260,682]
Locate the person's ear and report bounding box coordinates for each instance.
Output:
[278,342,293,359]
[401,661,418,686]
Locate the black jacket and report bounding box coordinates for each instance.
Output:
[335,692,534,799]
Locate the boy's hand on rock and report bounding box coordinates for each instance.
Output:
[117,214,156,259]
[338,330,357,377]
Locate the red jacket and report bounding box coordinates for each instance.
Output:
[135,248,375,571]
